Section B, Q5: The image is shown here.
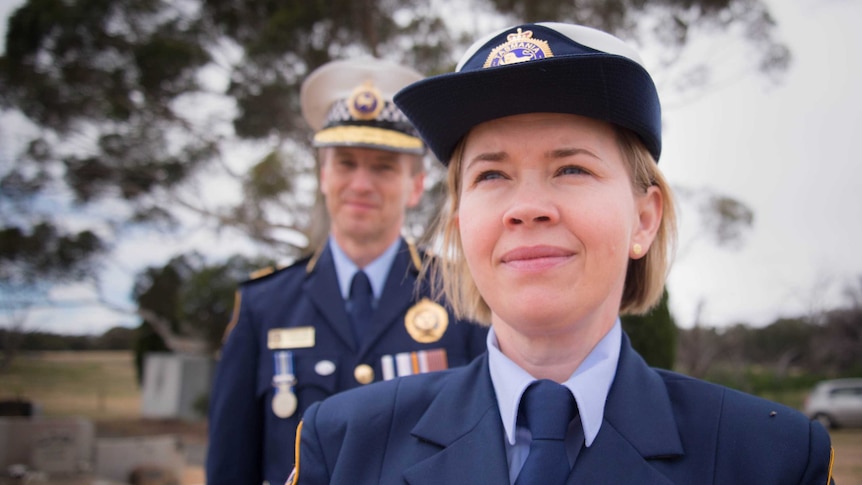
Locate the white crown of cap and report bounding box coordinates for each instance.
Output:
[300,58,424,131]
[455,22,645,72]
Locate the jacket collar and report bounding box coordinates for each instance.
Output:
[304,238,418,354]
[405,334,684,484]
[569,333,683,484]
[363,239,417,352]
[304,243,355,349]
[405,354,511,484]
[603,333,684,458]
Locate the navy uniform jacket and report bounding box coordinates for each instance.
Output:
[206,239,488,485]
[294,333,834,485]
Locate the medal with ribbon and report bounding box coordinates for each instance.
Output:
[271,350,298,418]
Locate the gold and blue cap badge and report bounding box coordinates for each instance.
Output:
[483,28,553,67]
[394,22,663,164]
[300,58,426,155]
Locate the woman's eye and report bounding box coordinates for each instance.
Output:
[557,165,588,176]
[474,170,506,183]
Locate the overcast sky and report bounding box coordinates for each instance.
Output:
[2,0,861,334]
[659,0,862,327]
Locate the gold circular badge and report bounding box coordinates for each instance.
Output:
[404,298,449,344]
[354,364,375,385]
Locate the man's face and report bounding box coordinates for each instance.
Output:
[319,146,424,250]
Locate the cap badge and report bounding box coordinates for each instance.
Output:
[347,81,384,121]
[483,28,553,68]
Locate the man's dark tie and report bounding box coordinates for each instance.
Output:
[348,270,373,345]
[514,379,578,485]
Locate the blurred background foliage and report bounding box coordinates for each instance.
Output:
[4,0,851,381]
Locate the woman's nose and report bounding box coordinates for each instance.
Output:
[503,181,559,227]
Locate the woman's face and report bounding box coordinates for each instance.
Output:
[457,113,660,338]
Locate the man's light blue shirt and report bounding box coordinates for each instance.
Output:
[488,321,622,483]
[329,236,401,308]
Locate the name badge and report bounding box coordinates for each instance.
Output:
[268,327,315,349]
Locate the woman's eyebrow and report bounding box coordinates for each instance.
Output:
[465,151,506,169]
[547,147,600,160]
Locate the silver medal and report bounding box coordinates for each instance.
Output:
[271,350,297,418]
[272,389,298,418]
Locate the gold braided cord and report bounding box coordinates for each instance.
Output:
[314,126,424,151]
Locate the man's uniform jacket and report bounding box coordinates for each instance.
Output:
[206,239,488,485]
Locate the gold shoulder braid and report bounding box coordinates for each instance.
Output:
[248,266,275,280]
[406,237,422,271]
[221,290,243,343]
[288,420,303,485]
[305,243,326,273]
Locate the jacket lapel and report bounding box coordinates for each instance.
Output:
[569,334,683,484]
[403,355,511,485]
[402,334,686,484]
[569,425,677,485]
[360,239,415,353]
[304,244,356,350]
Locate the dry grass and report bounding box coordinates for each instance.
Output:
[1,350,208,441]
[2,351,140,419]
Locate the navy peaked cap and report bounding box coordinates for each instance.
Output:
[394,22,662,164]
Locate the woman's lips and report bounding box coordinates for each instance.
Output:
[500,245,574,270]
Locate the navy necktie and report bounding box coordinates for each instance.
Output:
[515,379,578,485]
[348,270,373,345]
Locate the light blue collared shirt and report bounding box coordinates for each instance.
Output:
[329,236,401,307]
[488,321,622,484]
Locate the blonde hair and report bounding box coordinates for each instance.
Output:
[423,127,677,325]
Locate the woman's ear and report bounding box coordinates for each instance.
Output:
[631,185,662,259]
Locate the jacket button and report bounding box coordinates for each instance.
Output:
[354,364,374,384]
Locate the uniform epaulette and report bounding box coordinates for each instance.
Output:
[224,257,309,342]
[409,240,444,274]
[248,266,277,280]
[406,237,422,272]
[305,244,325,274]
[243,257,310,284]
[244,265,285,283]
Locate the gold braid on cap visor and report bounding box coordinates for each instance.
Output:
[313,125,424,153]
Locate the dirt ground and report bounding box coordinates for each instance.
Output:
[98,419,207,485]
[94,418,207,442]
[830,428,862,484]
[1,418,208,485]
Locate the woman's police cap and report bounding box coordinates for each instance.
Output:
[300,58,426,155]
[394,22,662,164]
